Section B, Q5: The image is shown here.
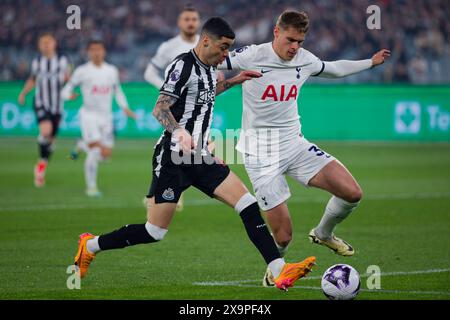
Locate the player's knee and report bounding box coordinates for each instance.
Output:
[277,236,292,248]
[101,148,112,159]
[145,221,167,241]
[344,186,363,203]
[234,192,258,214]
[37,134,51,144]
[273,229,292,248]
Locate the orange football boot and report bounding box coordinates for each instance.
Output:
[74,232,96,278]
[274,256,316,291]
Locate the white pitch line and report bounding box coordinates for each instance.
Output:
[0,202,137,213]
[184,191,450,206]
[2,191,450,213]
[221,284,450,297]
[192,268,450,296]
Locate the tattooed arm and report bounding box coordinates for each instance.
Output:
[215,80,233,96]
[152,94,180,133]
[215,70,262,96]
[152,93,194,152]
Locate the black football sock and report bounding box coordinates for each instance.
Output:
[38,138,51,160]
[239,202,281,264]
[98,224,158,251]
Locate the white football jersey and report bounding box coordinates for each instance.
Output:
[219,42,324,155]
[151,35,200,70]
[63,61,128,116]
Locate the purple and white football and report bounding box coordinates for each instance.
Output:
[321,264,360,300]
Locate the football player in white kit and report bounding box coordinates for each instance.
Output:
[144,5,201,89]
[143,5,200,211]
[62,40,136,197]
[219,10,390,286]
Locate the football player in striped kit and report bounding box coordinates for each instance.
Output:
[143,5,201,212]
[18,32,71,187]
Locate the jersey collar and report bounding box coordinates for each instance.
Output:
[191,49,210,70]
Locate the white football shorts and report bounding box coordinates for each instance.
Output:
[79,108,114,148]
[243,135,335,211]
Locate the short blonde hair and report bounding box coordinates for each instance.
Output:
[276,10,309,33]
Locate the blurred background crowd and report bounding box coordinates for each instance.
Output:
[1,0,449,83]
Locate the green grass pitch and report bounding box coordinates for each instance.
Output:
[0,137,449,300]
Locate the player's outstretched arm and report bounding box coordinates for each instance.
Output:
[320,49,391,78]
[371,49,391,67]
[216,70,262,96]
[152,93,193,153]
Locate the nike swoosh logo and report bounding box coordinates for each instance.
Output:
[261,69,272,74]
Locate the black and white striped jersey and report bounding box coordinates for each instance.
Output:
[31,53,70,114]
[158,49,217,155]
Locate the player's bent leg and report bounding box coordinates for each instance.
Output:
[176,193,184,212]
[308,160,362,256]
[264,202,293,255]
[34,120,53,187]
[308,159,362,203]
[146,196,177,230]
[262,202,293,287]
[75,197,174,279]
[213,172,282,266]
[213,172,284,277]
[100,146,112,160]
[68,139,89,161]
[213,172,315,291]
[85,141,103,197]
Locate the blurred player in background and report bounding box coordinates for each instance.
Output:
[18,32,71,187]
[61,40,136,197]
[73,18,316,291]
[144,5,201,88]
[219,10,390,286]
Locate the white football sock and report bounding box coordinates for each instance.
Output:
[85,147,101,190]
[268,258,285,278]
[275,241,288,258]
[315,196,360,240]
[86,236,101,254]
[76,140,89,153]
[271,233,289,257]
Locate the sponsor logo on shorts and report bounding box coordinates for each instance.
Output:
[162,188,175,201]
[308,145,331,158]
[261,196,268,206]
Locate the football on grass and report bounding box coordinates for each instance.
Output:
[321,264,361,300]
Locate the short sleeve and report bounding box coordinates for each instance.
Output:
[218,45,256,71]
[308,51,325,76]
[59,55,70,73]
[67,66,83,87]
[111,67,121,88]
[151,42,170,70]
[160,59,192,99]
[30,57,39,78]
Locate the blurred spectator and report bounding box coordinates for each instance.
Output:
[0,0,448,83]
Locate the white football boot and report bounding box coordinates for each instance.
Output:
[308,228,354,256]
